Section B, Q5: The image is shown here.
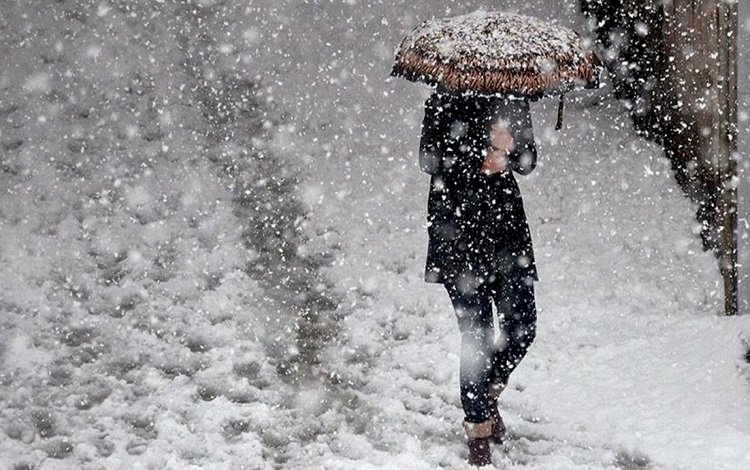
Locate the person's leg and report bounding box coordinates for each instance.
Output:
[489,275,537,387]
[444,281,495,424]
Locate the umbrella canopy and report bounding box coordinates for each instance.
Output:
[391,10,602,98]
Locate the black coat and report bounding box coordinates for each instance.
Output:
[419,91,539,287]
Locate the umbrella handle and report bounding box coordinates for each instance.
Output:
[555,94,564,131]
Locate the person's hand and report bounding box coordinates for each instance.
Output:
[480,148,508,175]
[490,122,515,153]
[481,122,515,176]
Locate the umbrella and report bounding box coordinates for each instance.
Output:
[391,10,603,128]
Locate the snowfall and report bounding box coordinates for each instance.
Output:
[1,1,749,469]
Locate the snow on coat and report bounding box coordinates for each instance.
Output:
[419,90,539,288]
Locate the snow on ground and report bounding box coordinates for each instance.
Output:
[1,1,749,470]
[246,1,750,468]
[1,2,340,469]
[301,95,750,469]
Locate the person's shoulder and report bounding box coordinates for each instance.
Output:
[425,90,457,116]
[488,95,528,109]
[427,89,451,104]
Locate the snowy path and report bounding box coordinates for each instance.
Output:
[1,1,749,469]
[297,95,750,469]
[254,1,750,468]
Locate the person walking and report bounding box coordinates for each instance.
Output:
[419,87,539,466]
[394,10,599,467]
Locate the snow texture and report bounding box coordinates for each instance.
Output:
[391,9,601,96]
[401,10,586,71]
[1,0,749,469]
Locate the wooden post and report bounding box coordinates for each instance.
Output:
[579,0,741,315]
[662,0,739,315]
[716,0,738,315]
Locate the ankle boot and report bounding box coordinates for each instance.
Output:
[487,397,506,444]
[488,383,507,444]
[462,419,493,466]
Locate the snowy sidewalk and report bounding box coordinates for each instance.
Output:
[1,1,749,469]
[296,96,750,469]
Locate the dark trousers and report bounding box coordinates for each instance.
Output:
[444,275,537,423]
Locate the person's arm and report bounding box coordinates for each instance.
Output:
[506,102,537,176]
[418,94,447,175]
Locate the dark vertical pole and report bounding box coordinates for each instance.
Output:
[555,94,564,131]
[716,1,738,315]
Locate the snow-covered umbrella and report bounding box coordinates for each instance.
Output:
[390,11,603,128]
